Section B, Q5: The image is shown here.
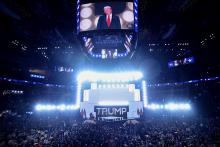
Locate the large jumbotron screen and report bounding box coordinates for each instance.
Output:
[79,2,135,32]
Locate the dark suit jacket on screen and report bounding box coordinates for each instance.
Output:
[97,15,121,30]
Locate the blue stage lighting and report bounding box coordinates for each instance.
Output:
[35,104,78,111]
[147,103,191,111]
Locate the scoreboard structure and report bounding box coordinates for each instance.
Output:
[76,0,139,59]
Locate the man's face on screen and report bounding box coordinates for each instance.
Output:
[104,7,112,15]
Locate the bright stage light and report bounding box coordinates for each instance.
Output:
[164,103,191,110]
[57,104,66,111]
[147,103,160,110]
[35,104,44,111]
[35,104,79,111]
[147,103,191,111]
[98,101,129,106]
[77,71,143,83]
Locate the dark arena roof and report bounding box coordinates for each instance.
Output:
[0,0,220,146]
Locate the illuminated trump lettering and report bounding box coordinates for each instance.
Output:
[108,108,114,115]
[102,108,107,115]
[96,108,102,115]
[114,107,122,115]
[95,107,128,116]
[122,108,127,114]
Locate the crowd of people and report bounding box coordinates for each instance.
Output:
[0,112,220,147]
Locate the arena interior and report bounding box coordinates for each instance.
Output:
[0,0,220,146]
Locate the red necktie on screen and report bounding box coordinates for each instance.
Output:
[107,15,111,27]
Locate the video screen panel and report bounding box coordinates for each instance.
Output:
[79,2,134,32]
